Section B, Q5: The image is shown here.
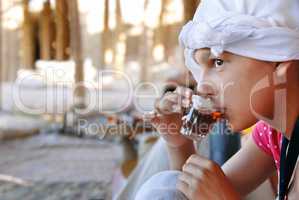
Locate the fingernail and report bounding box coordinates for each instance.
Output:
[172,105,181,112]
[182,99,190,105]
[185,90,191,96]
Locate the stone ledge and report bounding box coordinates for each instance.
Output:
[0,128,39,141]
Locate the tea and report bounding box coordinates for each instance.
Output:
[180,95,225,141]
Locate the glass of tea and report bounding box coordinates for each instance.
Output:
[180,95,226,142]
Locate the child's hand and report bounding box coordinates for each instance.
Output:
[149,86,193,148]
[177,154,241,200]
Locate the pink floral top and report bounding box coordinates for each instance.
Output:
[252,121,283,171]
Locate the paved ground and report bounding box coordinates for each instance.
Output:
[0,132,123,200]
[0,181,107,200]
[0,112,47,140]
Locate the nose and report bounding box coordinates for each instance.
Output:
[196,80,217,98]
[193,49,218,98]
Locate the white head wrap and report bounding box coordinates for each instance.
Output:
[179,0,299,75]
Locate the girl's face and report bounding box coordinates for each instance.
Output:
[193,48,276,132]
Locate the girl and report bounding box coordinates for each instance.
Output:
[136,0,299,199]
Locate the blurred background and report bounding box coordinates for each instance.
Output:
[0,0,199,113]
[0,0,200,199]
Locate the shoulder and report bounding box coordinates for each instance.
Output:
[252,121,282,156]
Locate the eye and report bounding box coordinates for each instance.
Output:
[214,58,224,68]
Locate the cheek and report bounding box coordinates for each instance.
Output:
[221,80,270,131]
[216,58,275,131]
[250,87,275,119]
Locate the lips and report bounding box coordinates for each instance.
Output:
[192,94,226,112]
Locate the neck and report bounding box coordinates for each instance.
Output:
[284,114,299,140]
[283,81,299,140]
[274,61,299,139]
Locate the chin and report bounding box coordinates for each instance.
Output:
[229,123,243,133]
[226,116,257,133]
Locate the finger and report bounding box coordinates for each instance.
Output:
[154,90,192,116]
[164,92,180,103]
[155,95,180,114]
[154,97,168,114]
[153,98,163,116]
[176,179,193,200]
[182,98,191,108]
[160,99,177,114]
[164,91,192,112]
[183,163,207,180]
[186,154,219,171]
[164,93,183,111]
[175,86,193,100]
[166,92,191,110]
[178,172,199,191]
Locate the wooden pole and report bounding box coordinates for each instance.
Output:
[1,1,9,83]
[22,0,36,69]
[0,0,2,109]
[55,0,70,60]
[67,0,85,107]
[99,0,109,69]
[153,0,167,63]
[113,0,126,73]
[139,0,153,82]
[184,0,200,22]
[0,1,21,84]
[39,0,54,60]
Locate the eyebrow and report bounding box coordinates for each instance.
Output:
[210,51,229,60]
[194,49,227,64]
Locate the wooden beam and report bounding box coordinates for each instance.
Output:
[22,0,36,69]
[67,0,85,107]
[55,0,70,60]
[99,0,110,69]
[39,0,54,60]
[153,0,168,62]
[184,0,200,22]
[139,0,153,82]
[113,0,126,73]
[0,1,21,83]
[0,0,2,109]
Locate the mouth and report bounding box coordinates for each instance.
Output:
[180,95,227,141]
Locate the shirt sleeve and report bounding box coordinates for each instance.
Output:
[252,121,272,156]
